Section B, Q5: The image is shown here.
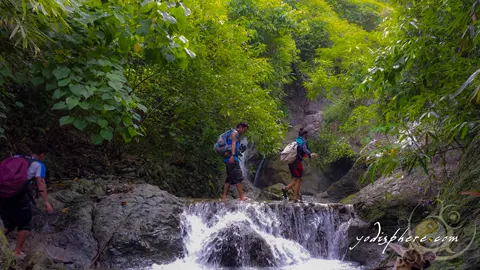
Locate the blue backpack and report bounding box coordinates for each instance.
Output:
[213,129,234,157]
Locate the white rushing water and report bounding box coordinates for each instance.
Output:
[151,201,362,270]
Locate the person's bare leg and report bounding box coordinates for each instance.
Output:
[237,183,245,200]
[222,183,230,200]
[14,230,30,256]
[293,178,302,201]
[285,179,295,190]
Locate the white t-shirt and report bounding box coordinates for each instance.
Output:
[27,160,46,180]
[14,155,47,180]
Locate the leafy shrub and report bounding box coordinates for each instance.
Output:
[310,130,356,168]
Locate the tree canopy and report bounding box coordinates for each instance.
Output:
[1,0,479,189]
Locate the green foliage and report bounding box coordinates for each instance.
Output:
[340,103,378,137]
[302,0,389,100]
[1,0,194,144]
[228,0,300,96]
[309,130,356,168]
[326,0,385,31]
[358,0,480,180]
[322,100,352,126]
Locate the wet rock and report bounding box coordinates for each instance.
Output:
[346,150,465,269]
[202,222,275,268]
[258,183,285,201]
[4,182,186,269]
[93,184,185,268]
[321,160,367,202]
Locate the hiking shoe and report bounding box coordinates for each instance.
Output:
[281,187,288,200]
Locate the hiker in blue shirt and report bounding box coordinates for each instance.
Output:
[282,128,318,202]
[221,122,249,201]
[0,143,53,257]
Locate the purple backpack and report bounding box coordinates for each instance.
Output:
[0,156,32,198]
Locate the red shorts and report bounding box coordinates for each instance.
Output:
[288,161,303,178]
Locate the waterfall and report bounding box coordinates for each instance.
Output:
[238,137,252,180]
[253,156,265,187]
[152,201,362,270]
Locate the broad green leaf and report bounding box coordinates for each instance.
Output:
[100,127,114,141]
[103,94,114,101]
[112,115,121,124]
[79,102,90,110]
[15,102,24,108]
[121,132,132,143]
[70,84,86,96]
[0,65,12,77]
[52,102,67,110]
[91,134,104,145]
[52,67,71,80]
[140,2,155,13]
[118,31,131,53]
[73,118,88,130]
[59,115,74,126]
[104,104,116,111]
[106,72,126,82]
[85,115,97,123]
[42,68,53,78]
[97,59,112,67]
[108,80,123,91]
[97,118,108,128]
[136,19,152,35]
[0,112,6,118]
[161,11,177,24]
[178,57,188,69]
[46,82,57,91]
[128,127,137,137]
[52,89,66,99]
[31,76,44,86]
[58,78,71,87]
[66,96,79,109]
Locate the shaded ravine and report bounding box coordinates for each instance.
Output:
[152,201,362,270]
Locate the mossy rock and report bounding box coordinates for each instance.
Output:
[0,231,15,269]
[340,193,357,204]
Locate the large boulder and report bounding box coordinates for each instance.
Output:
[346,150,464,269]
[93,184,185,268]
[2,181,185,269]
[201,222,276,268]
[319,160,367,202]
[427,135,480,270]
[258,183,285,201]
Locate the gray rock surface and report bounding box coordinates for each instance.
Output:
[345,150,465,269]
[93,184,185,268]
[202,222,275,268]
[2,181,185,269]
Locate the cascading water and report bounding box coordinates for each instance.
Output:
[152,201,362,270]
[238,137,252,179]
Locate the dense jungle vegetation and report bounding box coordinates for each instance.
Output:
[1,0,479,194]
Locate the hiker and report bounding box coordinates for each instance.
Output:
[0,144,53,257]
[221,122,249,201]
[282,128,317,202]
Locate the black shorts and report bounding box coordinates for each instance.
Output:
[225,161,243,185]
[0,191,32,232]
[288,160,304,178]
